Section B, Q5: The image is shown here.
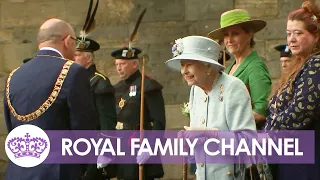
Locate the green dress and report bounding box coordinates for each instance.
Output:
[225,51,271,128]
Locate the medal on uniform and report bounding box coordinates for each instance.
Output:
[129,85,137,97]
[118,98,125,109]
[132,85,137,96]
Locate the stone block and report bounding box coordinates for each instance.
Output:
[165,104,190,130]
[265,59,281,79]
[185,0,234,21]
[0,46,4,73]
[0,30,13,44]
[96,0,134,25]
[235,0,278,18]
[0,135,7,162]
[1,1,66,28]
[265,39,287,62]
[129,0,185,22]
[279,0,302,18]
[136,21,188,45]
[3,43,37,72]
[10,27,38,44]
[188,20,220,37]
[253,40,266,60]
[255,18,287,40]
[85,24,129,46]
[0,96,6,137]
[162,81,190,105]
[65,0,94,27]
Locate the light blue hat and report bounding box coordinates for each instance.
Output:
[165,36,225,72]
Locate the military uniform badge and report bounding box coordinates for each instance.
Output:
[118,98,126,109]
[116,122,123,130]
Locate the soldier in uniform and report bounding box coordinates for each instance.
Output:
[274,44,293,74]
[110,46,166,180]
[4,18,99,180]
[74,37,117,180]
[96,8,165,179]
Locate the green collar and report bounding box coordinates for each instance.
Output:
[225,51,258,76]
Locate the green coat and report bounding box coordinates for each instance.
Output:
[225,51,271,120]
[83,64,117,180]
[113,70,166,179]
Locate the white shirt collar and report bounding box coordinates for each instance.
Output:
[39,47,64,58]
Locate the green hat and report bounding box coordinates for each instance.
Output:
[208,9,267,40]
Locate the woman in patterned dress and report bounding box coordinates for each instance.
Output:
[264,1,320,179]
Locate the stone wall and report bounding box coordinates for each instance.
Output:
[0,0,312,179]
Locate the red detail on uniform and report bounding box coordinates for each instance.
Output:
[145,74,152,79]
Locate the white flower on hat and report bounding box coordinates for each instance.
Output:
[172,38,184,57]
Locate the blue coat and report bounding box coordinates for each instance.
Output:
[189,72,257,180]
[3,49,99,180]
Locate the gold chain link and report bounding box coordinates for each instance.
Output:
[6,55,74,122]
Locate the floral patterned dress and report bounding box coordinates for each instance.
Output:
[264,56,320,180]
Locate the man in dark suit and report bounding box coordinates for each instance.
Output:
[97,47,166,180]
[74,37,117,180]
[3,18,99,180]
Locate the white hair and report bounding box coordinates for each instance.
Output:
[202,62,222,74]
[84,52,94,61]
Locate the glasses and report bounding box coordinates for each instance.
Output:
[70,36,79,42]
[62,35,79,43]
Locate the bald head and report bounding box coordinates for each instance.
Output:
[37,18,77,60]
[37,18,75,44]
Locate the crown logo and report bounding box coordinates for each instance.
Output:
[7,133,48,159]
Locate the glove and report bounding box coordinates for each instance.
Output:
[183,126,219,140]
[97,155,113,169]
[136,152,151,164]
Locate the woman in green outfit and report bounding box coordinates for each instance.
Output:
[208,9,272,129]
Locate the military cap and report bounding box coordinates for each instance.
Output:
[23,58,32,63]
[274,44,292,58]
[76,37,100,52]
[111,47,142,60]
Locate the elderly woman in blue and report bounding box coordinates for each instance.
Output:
[165,36,256,180]
[264,1,320,180]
